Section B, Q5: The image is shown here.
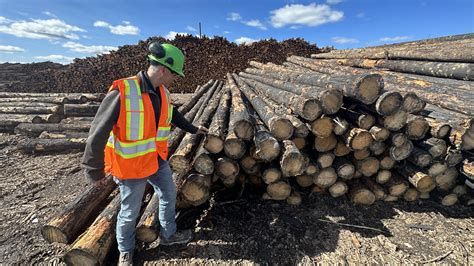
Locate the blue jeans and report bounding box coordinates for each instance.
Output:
[114,159,177,253]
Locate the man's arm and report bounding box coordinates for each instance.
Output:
[81,90,120,181]
[171,108,200,133]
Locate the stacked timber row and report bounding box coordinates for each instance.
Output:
[1,86,204,153]
[41,68,472,263]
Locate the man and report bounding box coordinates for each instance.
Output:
[81,41,208,265]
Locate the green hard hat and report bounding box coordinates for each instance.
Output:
[148,42,185,77]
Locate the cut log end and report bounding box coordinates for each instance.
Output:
[234,120,254,141]
[64,249,98,266]
[406,116,429,140]
[169,155,189,175]
[351,188,376,205]
[296,174,314,187]
[313,167,337,188]
[329,181,349,197]
[204,136,224,154]
[320,89,343,115]
[267,181,291,200]
[136,227,158,244]
[286,192,302,205]
[403,188,419,202]
[263,168,282,184]
[193,154,214,175]
[402,92,425,114]
[302,99,323,120]
[357,74,383,105]
[269,117,294,140]
[311,117,334,138]
[256,138,280,162]
[383,110,408,131]
[348,129,373,150]
[441,194,458,206]
[281,153,307,177]
[375,91,402,116]
[224,138,246,160]
[41,226,68,244]
[216,158,240,179]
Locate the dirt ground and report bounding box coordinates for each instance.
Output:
[0,132,473,265]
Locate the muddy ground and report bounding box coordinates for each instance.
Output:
[0,132,472,265]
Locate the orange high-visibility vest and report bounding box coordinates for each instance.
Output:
[104,76,173,179]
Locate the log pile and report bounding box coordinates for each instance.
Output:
[0,90,199,153]
[0,36,323,94]
[35,35,472,263]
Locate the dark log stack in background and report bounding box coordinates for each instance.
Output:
[3,33,471,264]
[0,35,324,94]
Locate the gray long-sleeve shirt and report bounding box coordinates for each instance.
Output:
[81,71,198,181]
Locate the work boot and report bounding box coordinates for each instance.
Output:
[118,251,133,266]
[159,229,193,246]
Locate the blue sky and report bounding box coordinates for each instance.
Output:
[0,0,473,64]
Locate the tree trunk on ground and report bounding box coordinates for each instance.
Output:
[14,122,91,137]
[63,104,100,117]
[17,138,87,153]
[63,194,121,265]
[0,105,61,114]
[136,193,160,243]
[41,179,116,244]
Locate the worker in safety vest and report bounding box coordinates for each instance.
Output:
[82,41,208,265]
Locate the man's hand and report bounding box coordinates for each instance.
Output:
[197,125,209,134]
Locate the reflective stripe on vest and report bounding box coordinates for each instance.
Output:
[155,86,173,141]
[107,133,156,159]
[124,79,144,141]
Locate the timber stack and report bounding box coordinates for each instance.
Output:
[0,89,196,153]
[34,34,474,264]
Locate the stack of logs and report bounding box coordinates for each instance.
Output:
[0,90,194,153]
[38,34,473,264]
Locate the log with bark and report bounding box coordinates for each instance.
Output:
[41,178,116,243]
[240,76,323,121]
[204,87,231,154]
[63,104,100,117]
[17,138,87,153]
[169,85,224,174]
[280,140,308,177]
[233,74,294,140]
[63,194,120,265]
[397,163,436,193]
[177,79,214,114]
[14,122,91,137]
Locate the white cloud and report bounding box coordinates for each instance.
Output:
[332,37,359,44]
[270,3,343,28]
[223,31,230,34]
[243,19,267,30]
[0,16,13,24]
[93,20,139,35]
[62,41,117,54]
[164,31,188,40]
[380,36,410,42]
[227,12,242,21]
[356,12,365,18]
[0,45,25,53]
[326,0,343,4]
[186,26,197,32]
[42,11,57,18]
[235,37,258,45]
[0,18,85,40]
[93,20,109,27]
[35,54,75,64]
